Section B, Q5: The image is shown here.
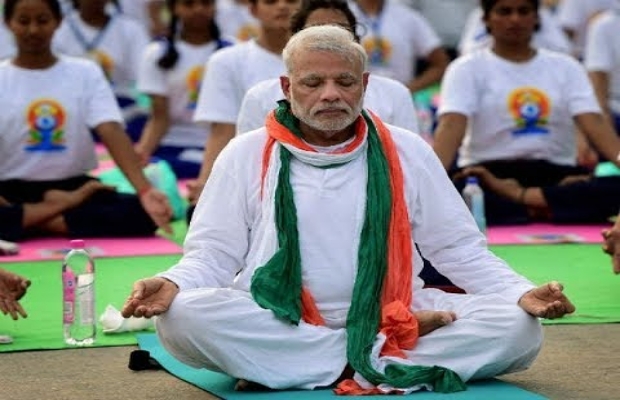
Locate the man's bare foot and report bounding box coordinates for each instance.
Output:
[234,379,270,391]
[415,310,456,337]
[0,196,11,207]
[460,166,523,202]
[43,181,115,209]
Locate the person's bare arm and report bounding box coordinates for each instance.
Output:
[602,215,620,274]
[135,95,170,164]
[96,122,173,232]
[406,47,450,94]
[432,112,468,170]
[187,122,236,204]
[589,70,613,124]
[574,112,620,166]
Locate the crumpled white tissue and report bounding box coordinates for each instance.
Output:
[99,304,154,334]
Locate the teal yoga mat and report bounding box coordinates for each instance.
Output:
[137,333,547,400]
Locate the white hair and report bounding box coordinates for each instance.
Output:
[282,25,368,74]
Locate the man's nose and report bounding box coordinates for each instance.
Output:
[319,82,341,102]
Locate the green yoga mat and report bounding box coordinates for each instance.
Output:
[0,254,180,352]
[490,244,620,324]
[137,333,547,400]
[1,243,617,353]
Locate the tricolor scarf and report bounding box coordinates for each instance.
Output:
[250,101,465,394]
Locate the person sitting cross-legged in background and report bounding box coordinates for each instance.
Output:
[122,25,575,395]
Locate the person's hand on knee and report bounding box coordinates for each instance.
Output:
[0,269,30,320]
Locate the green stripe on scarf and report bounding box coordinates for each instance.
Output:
[251,101,465,393]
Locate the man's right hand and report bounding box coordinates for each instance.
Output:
[121,277,179,319]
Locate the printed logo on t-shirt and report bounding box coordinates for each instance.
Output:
[236,24,259,41]
[87,50,115,82]
[25,99,67,152]
[507,87,550,136]
[362,36,392,66]
[185,65,204,110]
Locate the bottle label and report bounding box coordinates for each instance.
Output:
[77,280,95,326]
[62,269,76,324]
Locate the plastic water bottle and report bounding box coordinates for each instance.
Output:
[462,177,487,234]
[62,239,96,346]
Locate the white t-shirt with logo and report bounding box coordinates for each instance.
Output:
[348,0,441,84]
[438,48,600,167]
[584,9,620,115]
[236,75,420,135]
[138,40,225,147]
[53,11,150,97]
[193,40,285,125]
[0,57,123,180]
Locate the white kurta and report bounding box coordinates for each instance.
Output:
[156,123,541,391]
[236,75,420,135]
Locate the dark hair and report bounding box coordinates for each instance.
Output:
[158,0,224,70]
[481,0,541,31]
[290,0,359,41]
[70,0,120,11]
[4,0,63,22]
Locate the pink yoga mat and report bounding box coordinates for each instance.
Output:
[486,223,609,245]
[0,236,182,263]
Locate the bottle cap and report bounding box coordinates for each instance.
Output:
[466,176,479,184]
[70,239,86,249]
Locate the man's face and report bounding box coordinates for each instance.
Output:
[281,49,368,144]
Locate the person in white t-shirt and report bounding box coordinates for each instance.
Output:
[0,0,172,242]
[215,0,260,41]
[584,6,620,134]
[433,0,620,225]
[187,0,300,210]
[405,0,478,59]
[117,0,166,38]
[458,5,572,56]
[348,0,450,93]
[556,0,615,59]
[136,0,233,179]
[53,0,150,141]
[237,0,419,135]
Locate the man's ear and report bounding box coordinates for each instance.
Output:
[280,76,291,100]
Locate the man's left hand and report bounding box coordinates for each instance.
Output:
[518,281,575,319]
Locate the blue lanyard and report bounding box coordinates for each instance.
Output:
[66,13,115,53]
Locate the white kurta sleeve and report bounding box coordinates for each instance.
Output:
[402,134,536,304]
[158,136,253,290]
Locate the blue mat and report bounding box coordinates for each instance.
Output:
[137,333,547,399]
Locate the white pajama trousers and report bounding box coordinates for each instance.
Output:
[155,288,543,391]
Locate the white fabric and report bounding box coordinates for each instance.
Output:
[236,75,420,135]
[53,11,150,98]
[0,57,122,181]
[438,48,601,167]
[405,0,478,49]
[156,122,540,391]
[215,1,260,42]
[458,7,572,56]
[137,40,223,147]
[348,0,442,84]
[118,0,161,33]
[193,40,285,125]
[556,0,615,57]
[584,9,620,114]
